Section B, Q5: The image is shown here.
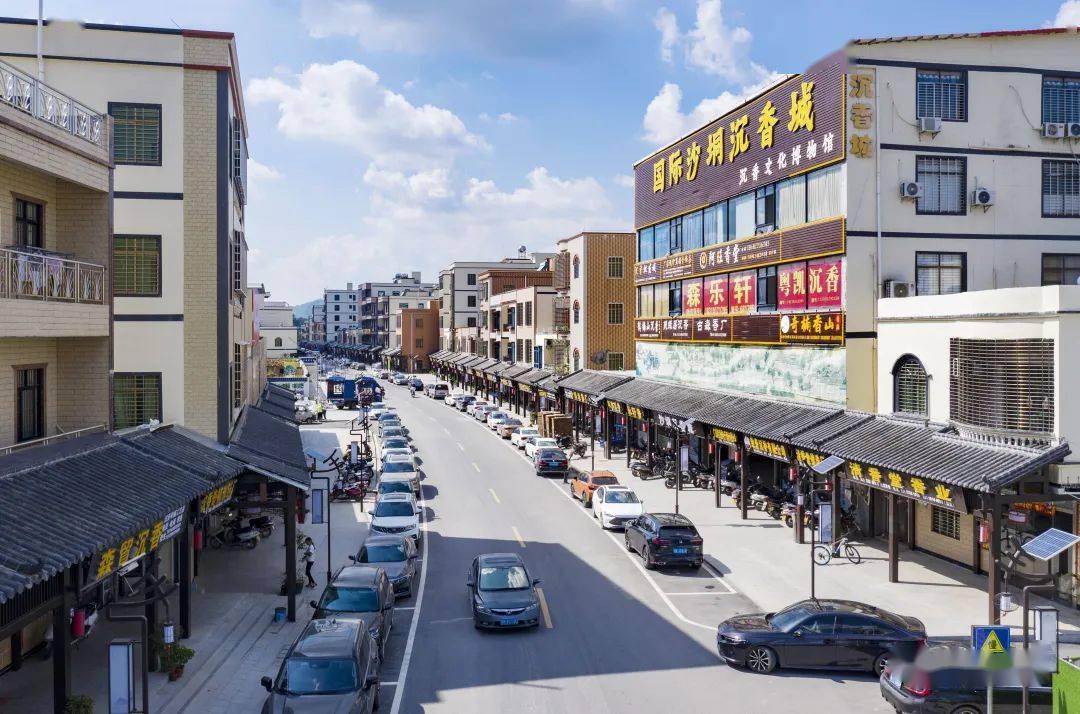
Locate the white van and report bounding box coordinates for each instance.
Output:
[429,382,450,399]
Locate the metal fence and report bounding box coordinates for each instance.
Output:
[0,247,106,304]
[0,58,106,147]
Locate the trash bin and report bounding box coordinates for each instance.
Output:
[273,607,286,623]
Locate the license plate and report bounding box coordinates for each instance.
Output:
[499,617,517,626]
[673,547,688,555]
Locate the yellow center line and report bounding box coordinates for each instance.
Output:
[535,586,553,629]
[488,488,500,504]
[511,526,526,548]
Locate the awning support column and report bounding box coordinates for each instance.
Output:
[144,551,159,669]
[52,567,74,714]
[888,493,899,583]
[739,448,748,521]
[285,486,298,622]
[831,471,841,542]
[179,506,193,639]
[714,444,722,508]
[626,421,633,468]
[603,408,612,461]
[988,495,1002,624]
[971,515,982,575]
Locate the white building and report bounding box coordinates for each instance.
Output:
[260,300,298,358]
[324,282,357,342]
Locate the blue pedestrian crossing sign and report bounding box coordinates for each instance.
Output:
[972,625,1012,669]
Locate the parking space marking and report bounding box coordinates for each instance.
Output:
[512,526,527,548]
[535,587,554,629]
[489,488,501,504]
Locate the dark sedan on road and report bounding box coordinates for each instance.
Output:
[467,553,542,629]
[880,658,1051,712]
[260,618,380,713]
[716,598,926,676]
[624,513,703,569]
[353,534,419,598]
[533,447,568,478]
[311,566,395,658]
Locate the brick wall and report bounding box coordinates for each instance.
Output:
[54,180,110,266]
[0,102,110,192]
[0,338,58,449]
[55,336,110,432]
[583,233,637,370]
[0,156,59,250]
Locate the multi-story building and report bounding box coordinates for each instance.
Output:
[0,57,111,450]
[437,255,549,353]
[386,302,439,372]
[324,282,357,342]
[477,269,554,361]
[384,291,436,351]
[358,273,435,348]
[556,232,636,373]
[311,302,325,343]
[259,298,297,358]
[0,18,257,444]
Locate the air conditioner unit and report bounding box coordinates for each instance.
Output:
[899,181,923,199]
[971,187,995,207]
[1067,122,1080,138]
[883,280,916,298]
[1044,122,1066,139]
[919,116,942,134]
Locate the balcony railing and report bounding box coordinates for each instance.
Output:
[0,247,106,304]
[1,59,105,147]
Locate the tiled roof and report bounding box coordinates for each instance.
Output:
[501,364,534,380]
[469,358,498,372]
[554,369,634,397]
[227,404,309,490]
[515,368,553,385]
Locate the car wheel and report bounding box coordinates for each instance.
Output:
[745,646,777,674]
[950,708,980,714]
[873,652,890,678]
[643,546,656,570]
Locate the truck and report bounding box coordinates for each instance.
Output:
[356,375,384,407]
[326,375,359,409]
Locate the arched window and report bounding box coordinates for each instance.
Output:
[893,355,928,416]
[573,348,580,371]
[274,337,283,347]
[572,300,580,324]
[573,255,580,279]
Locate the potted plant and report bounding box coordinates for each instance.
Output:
[161,644,195,681]
[64,695,93,714]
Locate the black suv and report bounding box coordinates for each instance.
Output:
[624,513,703,569]
[260,619,380,713]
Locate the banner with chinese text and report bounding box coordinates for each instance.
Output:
[807,258,843,309]
[777,262,807,311]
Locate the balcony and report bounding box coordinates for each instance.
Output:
[0,59,106,149]
[553,307,570,335]
[0,246,109,338]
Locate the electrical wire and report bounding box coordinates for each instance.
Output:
[885,82,919,128]
[1009,84,1043,131]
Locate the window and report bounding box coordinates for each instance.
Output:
[916,69,967,121]
[415,318,424,329]
[778,175,807,227]
[638,226,654,262]
[1042,254,1080,286]
[415,337,423,348]
[467,295,477,307]
[637,284,655,319]
[728,192,755,240]
[755,185,776,233]
[467,316,477,327]
[573,349,580,371]
[704,204,723,245]
[334,294,340,301]
[931,507,960,540]
[525,339,532,359]
[231,117,242,182]
[113,373,162,429]
[516,339,523,359]
[916,252,966,295]
[114,235,161,297]
[1042,160,1080,217]
[683,210,704,250]
[893,355,928,416]
[607,256,624,278]
[573,301,580,324]
[15,367,44,442]
[654,221,670,258]
[334,305,340,312]
[806,164,844,220]
[1042,76,1080,124]
[669,216,684,254]
[667,281,682,317]
[607,352,624,371]
[607,303,624,324]
[14,198,43,248]
[233,344,242,409]
[573,255,580,279]
[525,301,533,326]
[274,337,283,347]
[916,156,966,215]
[756,266,777,310]
[109,103,162,165]
[467,273,477,286]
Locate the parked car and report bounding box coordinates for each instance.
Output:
[310,565,395,657]
[377,460,420,497]
[370,492,421,543]
[380,447,414,465]
[593,485,645,529]
[466,553,542,629]
[378,426,408,443]
[716,598,927,676]
[377,418,404,436]
[486,411,511,430]
[455,395,477,412]
[511,427,539,448]
[381,436,410,453]
[497,418,523,438]
[429,382,450,399]
[533,447,569,478]
[375,411,400,423]
[367,402,392,419]
[260,618,381,713]
[879,657,1047,712]
[375,479,413,498]
[377,370,391,379]
[624,513,703,569]
[353,534,419,598]
[465,400,489,416]
[473,405,496,422]
[525,437,559,459]
[570,470,619,507]
[392,373,409,386]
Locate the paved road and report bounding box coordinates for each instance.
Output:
[370,380,892,714]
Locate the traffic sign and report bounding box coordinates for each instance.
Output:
[971,625,1012,670]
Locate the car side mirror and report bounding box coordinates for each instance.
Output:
[792,629,803,638]
[365,672,379,689]
[466,576,475,587]
[309,600,318,609]
[532,578,542,586]
[348,554,358,562]
[261,676,273,692]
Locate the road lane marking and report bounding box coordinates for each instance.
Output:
[489,488,501,504]
[443,428,451,435]
[535,587,554,629]
[664,591,731,596]
[512,526,527,548]
[457,443,465,452]
[472,462,481,473]
[388,482,429,714]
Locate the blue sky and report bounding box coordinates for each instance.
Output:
[24,0,1079,304]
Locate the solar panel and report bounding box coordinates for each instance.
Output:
[1021,528,1080,562]
[812,454,846,476]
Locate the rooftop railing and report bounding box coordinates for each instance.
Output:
[0,246,106,304]
[0,58,105,148]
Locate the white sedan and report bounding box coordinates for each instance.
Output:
[592,485,645,529]
[511,427,539,448]
[524,437,559,459]
[465,400,488,416]
[381,447,414,465]
[486,412,510,430]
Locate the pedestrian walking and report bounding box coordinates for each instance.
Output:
[302,537,317,588]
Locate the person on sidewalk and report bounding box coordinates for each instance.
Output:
[302,537,317,588]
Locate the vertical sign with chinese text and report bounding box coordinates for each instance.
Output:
[728,270,756,313]
[777,262,807,311]
[807,258,843,309]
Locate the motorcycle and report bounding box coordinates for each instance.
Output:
[248,514,274,539]
[331,476,365,502]
[209,516,260,550]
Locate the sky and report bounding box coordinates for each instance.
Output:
[21,0,1080,305]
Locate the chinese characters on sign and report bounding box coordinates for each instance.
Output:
[779,312,844,344]
[682,278,704,316]
[847,461,963,512]
[710,427,738,446]
[637,313,846,346]
[778,262,807,311]
[89,506,187,584]
[807,258,843,309]
[605,400,623,414]
[794,448,826,468]
[626,406,646,420]
[848,71,874,160]
[199,480,237,515]
[728,270,757,313]
[745,436,789,462]
[704,274,729,314]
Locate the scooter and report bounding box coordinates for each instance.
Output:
[248,515,274,539]
[209,517,260,550]
[331,476,365,502]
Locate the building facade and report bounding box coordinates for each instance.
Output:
[259,298,297,358]
[477,268,554,360]
[358,273,435,348]
[477,284,558,366]
[323,282,357,342]
[392,302,440,372]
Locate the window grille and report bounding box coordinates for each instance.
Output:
[1042,76,1080,124]
[916,70,967,121]
[916,156,966,215]
[949,338,1055,438]
[1043,160,1080,217]
[931,507,960,540]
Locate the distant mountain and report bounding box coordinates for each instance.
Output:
[292,298,321,321]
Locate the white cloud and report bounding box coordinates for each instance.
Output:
[612,173,635,188]
[641,74,788,147]
[301,1,420,51]
[247,60,488,170]
[654,7,679,63]
[653,0,768,83]
[480,71,495,80]
[402,79,418,90]
[1055,0,1080,25]
[497,112,519,123]
[248,159,283,182]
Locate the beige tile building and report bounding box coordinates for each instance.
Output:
[0,18,259,443]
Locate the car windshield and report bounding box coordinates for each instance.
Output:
[374,501,415,518]
[767,604,814,632]
[381,461,414,474]
[278,657,358,695]
[537,449,564,459]
[378,481,412,495]
[519,429,538,436]
[383,439,408,450]
[535,439,557,447]
[369,403,385,410]
[592,476,619,486]
[382,429,405,438]
[478,565,530,591]
[361,544,407,562]
[503,420,521,427]
[605,490,640,504]
[319,586,379,613]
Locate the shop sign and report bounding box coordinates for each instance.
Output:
[662,318,693,340]
[501,378,514,387]
[565,390,592,404]
[88,506,186,583]
[794,448,826,468]
[605,400,624,414]
[779,312,844,344]
[694,316,731,341]
[728,270,757,313]
[626,405,647,421]
[710,427,738,445]
[807,258,843,309]
[636,319,662,340]
[656,413,695,434]
[704,274,728,315]
[745,436,789,461]
[848,70,875,160]
[682,278,704,316]
[519,384,533,393]
[199,480,237,515]
[1013,502,1056,518]
[846,462,966,513]
[539,389,556,400]
[777,262,807,311]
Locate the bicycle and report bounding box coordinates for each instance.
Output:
[813,535,861,565]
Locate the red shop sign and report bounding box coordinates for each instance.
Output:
[703,274,728,315]
[728,270,756,313]
[777,262,807,311]
[807,258,843,309]
[682,278,704,316]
